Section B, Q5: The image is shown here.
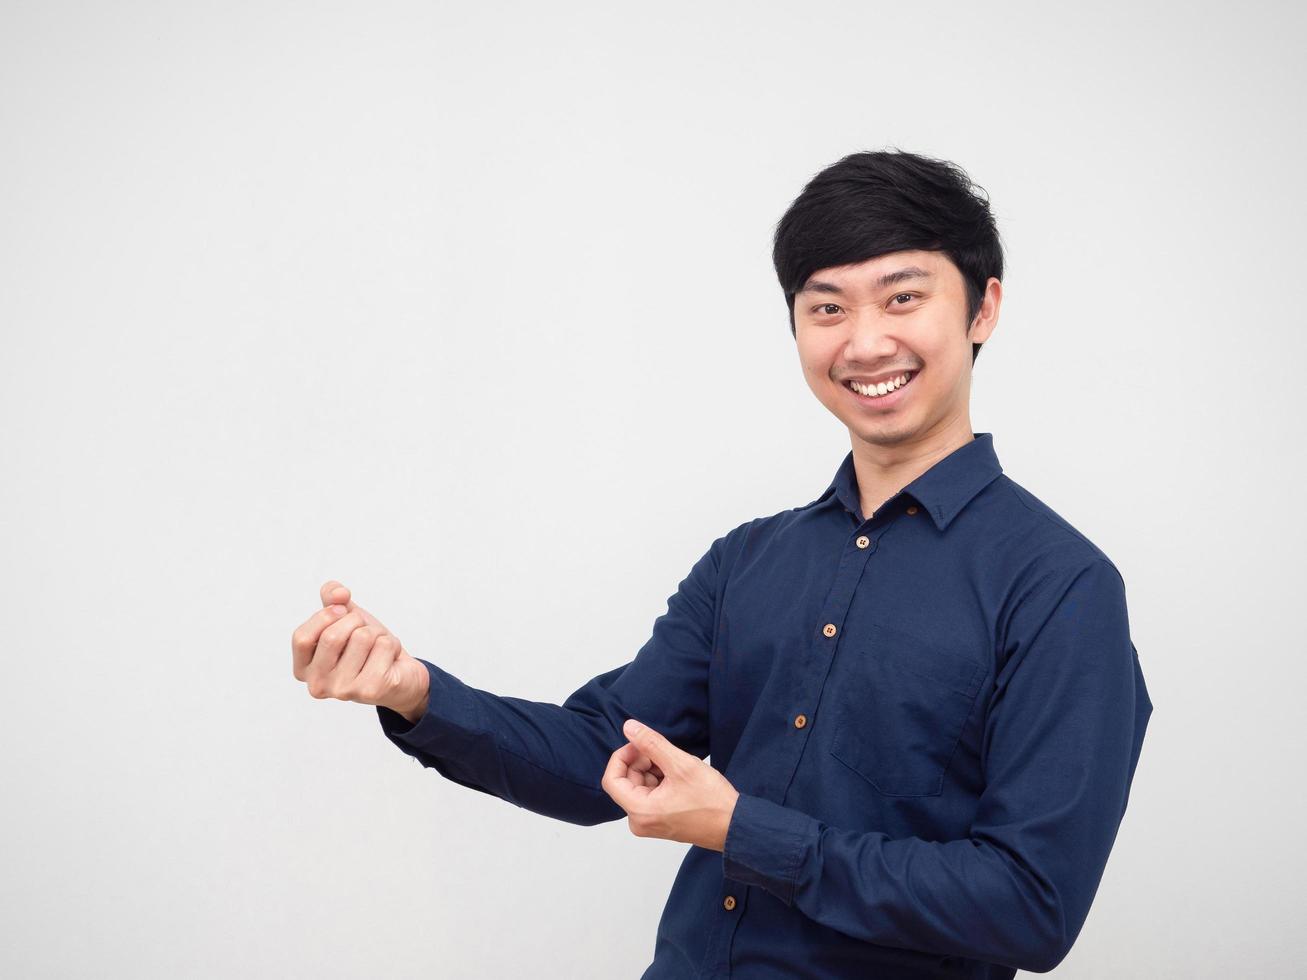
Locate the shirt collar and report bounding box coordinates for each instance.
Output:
[815,432,1004,531]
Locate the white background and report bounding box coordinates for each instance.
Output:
[2,1,1303,976]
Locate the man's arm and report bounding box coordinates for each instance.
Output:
[376,525,741,827]
[720,558,1154,974]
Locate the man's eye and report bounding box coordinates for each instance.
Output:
[892,293,919,305]
[814,303,842,316]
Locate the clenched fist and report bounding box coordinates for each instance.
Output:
[291,580,430,722]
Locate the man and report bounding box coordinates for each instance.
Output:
[291,149,1153,978]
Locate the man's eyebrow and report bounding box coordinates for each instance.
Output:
[798,266,935,296]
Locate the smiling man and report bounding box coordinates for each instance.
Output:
[292,149,1153,979]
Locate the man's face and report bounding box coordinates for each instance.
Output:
[793,249,1000,450]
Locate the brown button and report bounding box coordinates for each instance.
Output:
[822,623,837,637]
[906,505,919,515]
[855,535,870,548]
[723,895,737,911]
[794,713,807,729]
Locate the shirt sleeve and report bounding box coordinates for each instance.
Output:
[721,558,1154,974]
[375,526,735,827]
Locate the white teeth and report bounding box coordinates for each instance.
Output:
[848,373,911,397]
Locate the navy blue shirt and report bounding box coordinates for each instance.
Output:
[377,432,1153,978]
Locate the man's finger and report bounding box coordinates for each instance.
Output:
[291,603,349,679]
[602,744,639,805]
[308,609,368,679]
[332,622,383,690]
[355,633,403,694]
[319,580,384,629]
[623,719,681,771]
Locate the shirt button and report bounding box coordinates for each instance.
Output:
[906,505,919,515]
[823,623,837,637]
[794,713,807,729]
[855,535,870,548]
[723,895,737,911]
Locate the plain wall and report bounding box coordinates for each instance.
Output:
[2,0,1303,976]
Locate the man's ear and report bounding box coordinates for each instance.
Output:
[968,277,1002,345]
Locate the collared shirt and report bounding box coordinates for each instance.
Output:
[377,431,1153,979]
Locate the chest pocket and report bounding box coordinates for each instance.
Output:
[829,622,987,797]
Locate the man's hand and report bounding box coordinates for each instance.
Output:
[601,719,741,852]
[290,579,430,720]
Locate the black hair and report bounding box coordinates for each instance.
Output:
[772,148,1005,365]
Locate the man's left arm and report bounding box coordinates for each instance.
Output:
[720,559,1154,975]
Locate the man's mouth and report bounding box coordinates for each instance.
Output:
[842,370,917,400]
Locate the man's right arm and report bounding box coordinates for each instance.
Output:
[375,523,744,827]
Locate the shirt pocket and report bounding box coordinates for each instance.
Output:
[828,621,986,797]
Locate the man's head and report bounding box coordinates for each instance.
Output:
[772,149,1004,450]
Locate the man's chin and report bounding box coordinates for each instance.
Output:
[847,417,924,449]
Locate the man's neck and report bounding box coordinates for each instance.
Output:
[850,419,976,521]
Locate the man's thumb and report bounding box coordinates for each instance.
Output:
[624,719,672,760]
[322,581,387,630]
[322,581,355,610]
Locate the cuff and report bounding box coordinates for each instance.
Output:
[722,792,819,906]
[375,658,485,758]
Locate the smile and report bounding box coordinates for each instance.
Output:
[843,370,917,407]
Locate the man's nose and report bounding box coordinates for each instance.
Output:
[843,311,900,358]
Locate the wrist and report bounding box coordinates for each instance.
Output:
[395,693,429,726]
[392,667,431,724]
[711,789,741,852]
